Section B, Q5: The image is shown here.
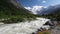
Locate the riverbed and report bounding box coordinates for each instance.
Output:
[0,18,50,34]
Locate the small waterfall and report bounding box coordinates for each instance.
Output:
[0,18,50,34]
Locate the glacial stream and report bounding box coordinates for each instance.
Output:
[0,18,50,34]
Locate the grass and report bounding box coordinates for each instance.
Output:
[37,30,50,34]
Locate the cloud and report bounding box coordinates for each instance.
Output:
[44,6,48,8]
[50,4,59,6]
[38,0,46,3]
[24,5,43,14]
[24,7,31,11]
[42,1,46,3]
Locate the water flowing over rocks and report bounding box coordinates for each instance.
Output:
[0,18,50,34]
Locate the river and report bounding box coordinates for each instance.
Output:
[0,18,50,34]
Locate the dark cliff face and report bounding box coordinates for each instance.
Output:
[0,0,22,9]
[0,0,32,16]
[9,0,32,14]
[8,0,23,8]
[4,0,23,8]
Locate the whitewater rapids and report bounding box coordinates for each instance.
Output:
[0,18,50,34]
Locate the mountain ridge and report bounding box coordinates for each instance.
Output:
[37,4,60,15]
[0,0,36,23]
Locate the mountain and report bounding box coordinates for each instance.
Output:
[46,9,60,21]
[0,0,36,23]
[39,6,60,21]
[0,0,31,15]
[36,5,60,21]
[37,5,60,15]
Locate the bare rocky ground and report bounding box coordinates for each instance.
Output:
[51,26,60,34]
[35,21,60,34]
[36,26,60,34]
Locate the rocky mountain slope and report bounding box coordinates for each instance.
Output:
[36,5,60,21]
[0,0,36,23]
[39,7,60,21]
[0,0,31,15]
[37,5,60,15]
